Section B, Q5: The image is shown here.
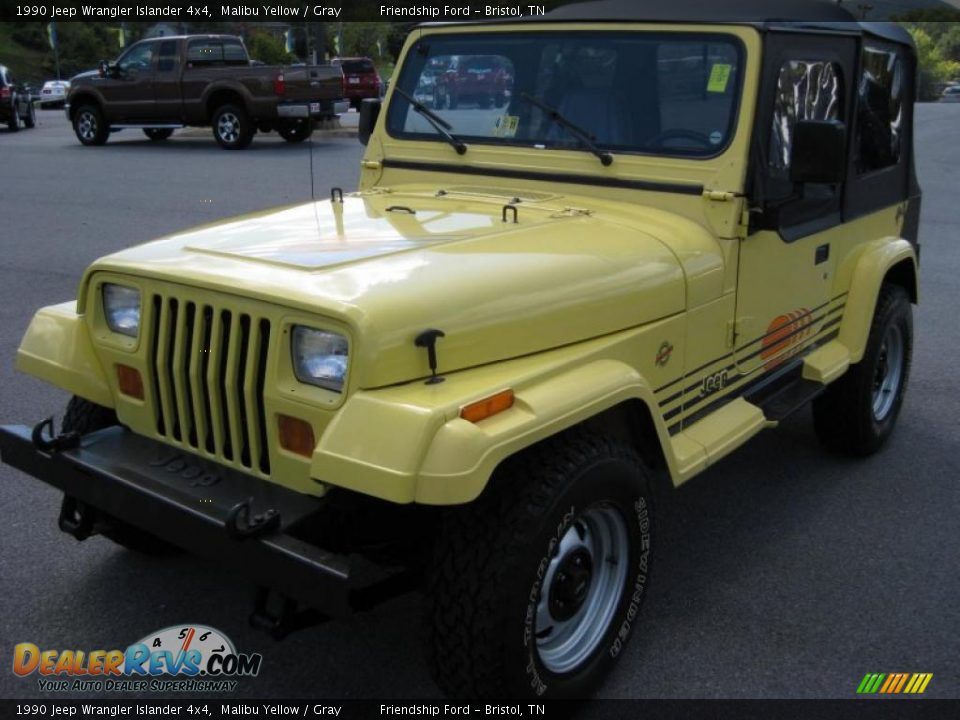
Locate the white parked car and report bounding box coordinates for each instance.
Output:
[941,85,960,103]
[39,80,69,108]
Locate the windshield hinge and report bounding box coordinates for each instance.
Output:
[704,190,739,202]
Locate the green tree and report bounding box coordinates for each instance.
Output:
[906,26,960,100]
[48,23,119,78]
[246,30,295,65]
[339,22,389,59]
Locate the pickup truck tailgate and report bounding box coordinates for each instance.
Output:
[282,66,343,102]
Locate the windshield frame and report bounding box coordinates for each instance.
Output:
[386,29,747,162]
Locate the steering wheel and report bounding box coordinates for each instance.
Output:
[646,129,716,150]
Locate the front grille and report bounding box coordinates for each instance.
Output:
[148,294,271,476]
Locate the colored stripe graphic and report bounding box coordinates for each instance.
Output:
[857,673,933,694]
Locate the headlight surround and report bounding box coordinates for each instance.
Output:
[291,326,349,393]
[102,283,141,338]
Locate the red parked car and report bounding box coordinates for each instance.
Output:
[334,57,381,110]
[433,55,512,110]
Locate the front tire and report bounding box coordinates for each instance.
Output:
[212,104,253,149]
[813,283,913,455]
[61,396,180,556]
[426,429,653,698]
[73,104,109,145]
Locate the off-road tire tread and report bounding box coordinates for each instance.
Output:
[61,396,118,435]
[813,283,912,455]
[60,396,180,556]
[425,428,644,698]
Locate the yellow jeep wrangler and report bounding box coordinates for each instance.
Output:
[1,1,920,699]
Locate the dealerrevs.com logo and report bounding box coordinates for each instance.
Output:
[13,624,262,693]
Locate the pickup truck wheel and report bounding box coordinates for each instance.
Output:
[425,429,653,698]
[143,128,173,141]
[212,104,254,149]
[813,284,913,455]
[278,118,313,143]
[60,396,181,556]
[73,105,109,145]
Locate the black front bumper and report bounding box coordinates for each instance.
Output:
[0,424,405,621]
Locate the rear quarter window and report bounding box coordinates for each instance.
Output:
[856,44,904,174]
[342,60,375,74]
[188,39,248,67]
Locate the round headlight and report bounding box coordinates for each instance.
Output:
[292,326,349,392]
[103,283,141,338]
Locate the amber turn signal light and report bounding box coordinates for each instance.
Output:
[460,389,515,424]
[116,364,144,399]
[278,414,316,457]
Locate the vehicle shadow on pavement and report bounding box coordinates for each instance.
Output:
[58,137,351,155]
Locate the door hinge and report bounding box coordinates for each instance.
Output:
[704,190,739,202]
[361,160,382,170]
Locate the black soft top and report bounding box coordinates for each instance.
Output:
[429,0,914,49]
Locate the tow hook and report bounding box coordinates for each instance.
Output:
[249,587,329,640]
[225,497,281,540]
[58,496,98,541]
[31,417,80,453]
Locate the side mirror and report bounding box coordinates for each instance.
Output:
[789,120,847,185]
[358,98,381,146]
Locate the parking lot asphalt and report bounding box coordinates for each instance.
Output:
[0,107,957,702]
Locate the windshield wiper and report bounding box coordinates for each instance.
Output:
[518,92,614,166]
[393,86,467,155]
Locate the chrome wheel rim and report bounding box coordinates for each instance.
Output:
[872,325,904,421]
[217,112,240,143]
[77,111,96,140]
[535,505,629,674]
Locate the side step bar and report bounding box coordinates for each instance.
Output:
[110,123,184,129]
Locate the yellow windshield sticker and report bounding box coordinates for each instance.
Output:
[707,64,732,93]
[494,115,519,138]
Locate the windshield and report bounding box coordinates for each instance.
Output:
[387,31,744,158]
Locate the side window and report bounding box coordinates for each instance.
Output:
[118,42,155,73]
[157,41,177,72]
[768,60,843,177]
[855,45,903,174]
[223,40,247,65]
[188,39,248,67]
[187,40,222,66]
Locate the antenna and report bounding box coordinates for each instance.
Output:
[309,125,316,202]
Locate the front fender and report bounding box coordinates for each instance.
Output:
[838,238,918,364]
[16,302,113,408]
[416,359,657,504]
[310,358,663,505]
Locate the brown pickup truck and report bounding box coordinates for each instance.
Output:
[66,35,347,149]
